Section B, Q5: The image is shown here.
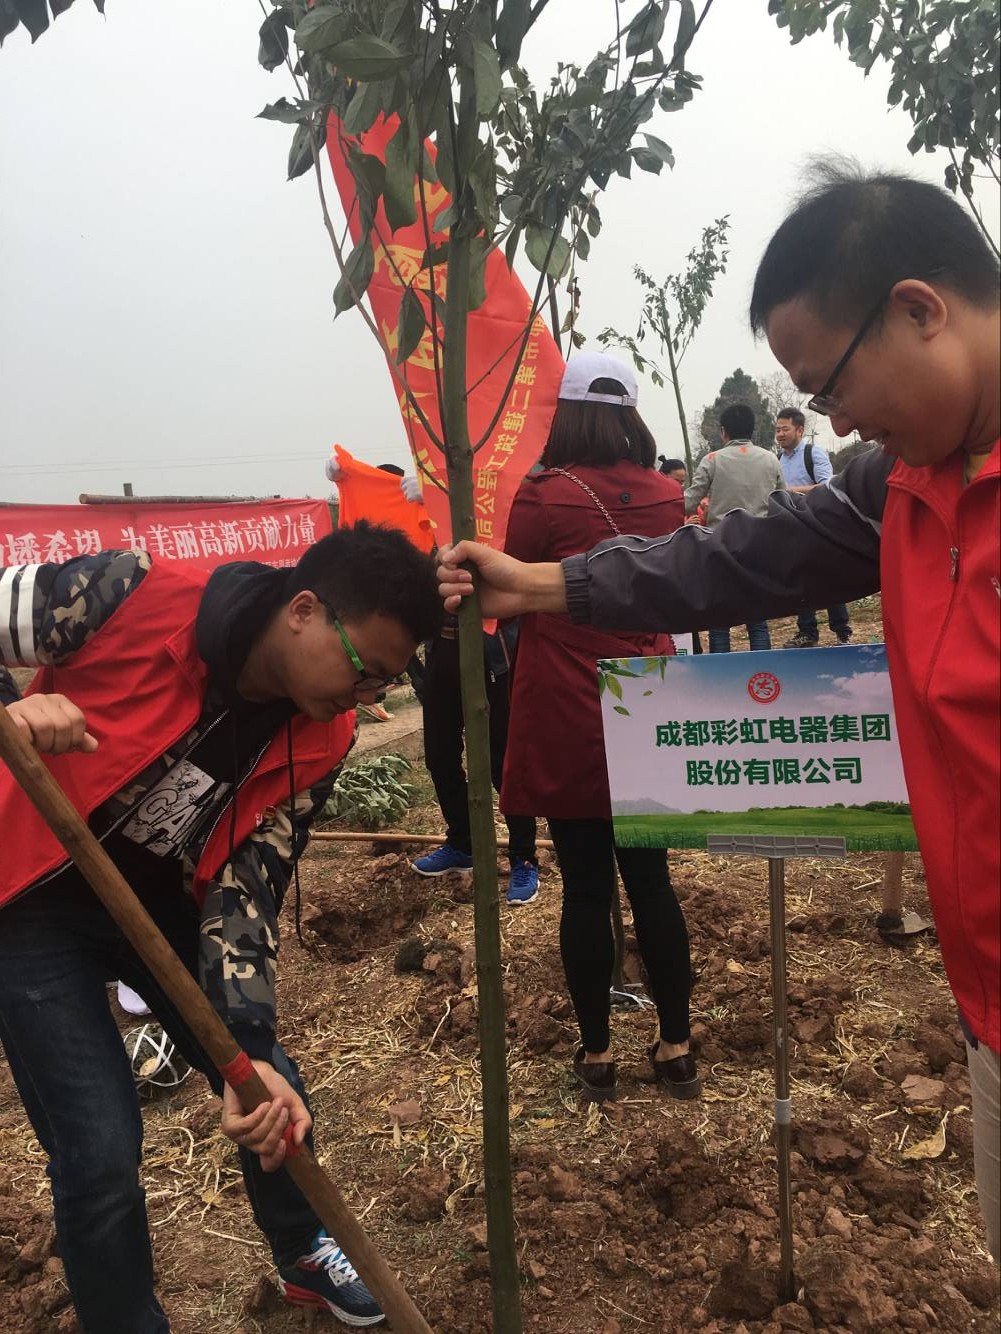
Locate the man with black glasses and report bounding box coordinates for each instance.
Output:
[437,166,1001,1263]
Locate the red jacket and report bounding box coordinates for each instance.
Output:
[501,462,684,819]
[0,560,355,908]
[562,442,1000,1049]
[880,445,1000,1049]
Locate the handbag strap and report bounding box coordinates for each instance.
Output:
[549,468,622,536]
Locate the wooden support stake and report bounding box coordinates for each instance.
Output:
[311,828,554,851]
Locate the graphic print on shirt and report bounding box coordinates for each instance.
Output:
[120,757,230,857]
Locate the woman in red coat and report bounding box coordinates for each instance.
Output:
[502,351,699,1103]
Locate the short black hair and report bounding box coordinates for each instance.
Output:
[659,457,686,473]
[720,403,755,440]
[776,407,805,429]
[286,521,441,642]
[751,162,1001,334]
[376,463,405,476]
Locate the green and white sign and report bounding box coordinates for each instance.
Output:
[599,644,917,851]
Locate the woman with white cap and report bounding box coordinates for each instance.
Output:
[500,351,700,1103]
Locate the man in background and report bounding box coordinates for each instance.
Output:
[657,456,688,486]
[684,403,786,651]
[775,408,853,647]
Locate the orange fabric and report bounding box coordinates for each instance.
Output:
[325,118,565,549]
[331,445,434,552]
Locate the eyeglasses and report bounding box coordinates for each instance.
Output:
[806,268,944,417]
[316,596,396,691]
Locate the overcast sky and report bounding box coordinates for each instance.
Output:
[1,1,995,505]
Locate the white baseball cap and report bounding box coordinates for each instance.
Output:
[558,350,639,407]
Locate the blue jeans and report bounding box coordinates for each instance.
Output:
[797,605,850,640]
[0,873,320,1334]
[708,622,771,653]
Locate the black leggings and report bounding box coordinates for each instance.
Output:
[548,817,693,1053]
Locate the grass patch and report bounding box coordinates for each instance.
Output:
[612,806,918,851]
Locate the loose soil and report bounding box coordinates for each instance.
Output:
[2,603,998,1332]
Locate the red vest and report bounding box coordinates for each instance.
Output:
[1,560,355,908]
[881,442,1000,1050]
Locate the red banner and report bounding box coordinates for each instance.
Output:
[0,500,333,572]
[326,119,565,549]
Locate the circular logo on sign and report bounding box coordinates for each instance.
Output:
[747,671,781,704]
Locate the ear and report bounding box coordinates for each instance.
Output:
[285,590,320,635]
[889,279,948,340]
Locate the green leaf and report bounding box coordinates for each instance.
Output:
[641,133,675,167]
[12,0,48,41]
[613,705,631,716]
[606,673,623,700]
[287,122,315,180]
[258,97,312,125]
[525,223,571,278]
[0,0,20,45]
[384,119,418,231]
[671,0,697,68]
[421,240,449,269]
[504,225,522,271]
[333,233,375,314]
[342,78,389,137]
[396,287,426,363]
[295,6,351,57]
[468,143,499,235]
[500,193,523,222]
[472,38,503,118]
[258,10,289,72]
[468,236,491,311]
[631,147,663,174]
[496,0,531,69]
[625,1,665,58]
[348,148,386,206]
[325,35,411,82]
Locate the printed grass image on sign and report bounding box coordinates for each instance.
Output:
[599,645,918,851]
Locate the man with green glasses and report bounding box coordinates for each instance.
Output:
[0,521,441,1330]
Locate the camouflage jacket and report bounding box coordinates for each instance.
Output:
[0,551,339,1061]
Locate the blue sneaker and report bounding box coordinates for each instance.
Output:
[507,859,539,905]
[412,843,474,876]
[277,1230,384,1326]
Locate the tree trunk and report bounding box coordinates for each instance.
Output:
[441,60,522,1334]
[664,316,693,477]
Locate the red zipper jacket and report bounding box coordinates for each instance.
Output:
[0,559,355,909]
[563,442,1000,1048]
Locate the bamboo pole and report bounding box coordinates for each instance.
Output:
[311,829,555,850]
[0,705,432,1334]
[440,58,522,1334]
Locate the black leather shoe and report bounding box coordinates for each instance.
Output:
[572,1047,617,1103]
[649,1043,702,1100]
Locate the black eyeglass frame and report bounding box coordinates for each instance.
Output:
[806,267,945,417]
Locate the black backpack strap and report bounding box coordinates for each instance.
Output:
[804,443,816,483]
